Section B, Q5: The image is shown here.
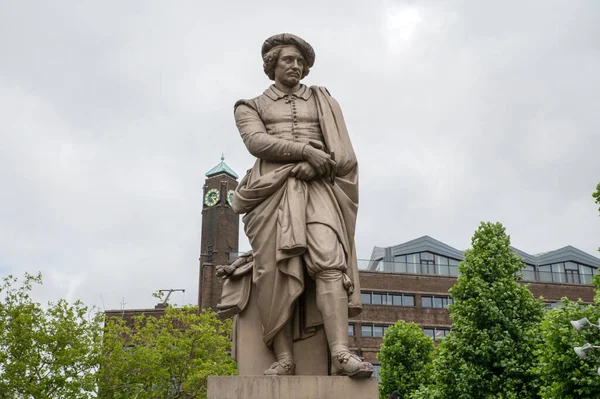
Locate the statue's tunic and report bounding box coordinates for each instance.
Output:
[232,84,361,346]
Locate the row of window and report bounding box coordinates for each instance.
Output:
[373,252,461,276]
[360,291,415,307]
[361,292,571,310]
[523,262,596,284]
[361,291,453,309]
[422,295,454,308]
[424,326,451,340]
[371,252,597,285]
[349,323,450,341]
[357,324,390,338]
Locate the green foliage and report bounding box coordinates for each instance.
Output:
[537,185,600,398]
[377,320,435,399]
[0,274,236,399]
[593,182,600,215]
[98,305,237,399]
[537,299,600,398]
[412,222,545,399]
[0,273,102,399]
[595,182,600,253]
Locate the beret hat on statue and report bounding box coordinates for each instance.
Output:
[261,33,315,68]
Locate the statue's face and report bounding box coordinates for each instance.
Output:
[274,46,306,87]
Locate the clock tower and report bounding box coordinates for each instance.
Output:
[198,155,239,309]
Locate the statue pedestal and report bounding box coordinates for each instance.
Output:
[207,376,379,399]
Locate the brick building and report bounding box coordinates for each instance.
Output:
[197,160,600,378]
[349,236,599,377]
[198,156,239,310]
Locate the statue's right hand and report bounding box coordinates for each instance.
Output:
[302,145,336,176]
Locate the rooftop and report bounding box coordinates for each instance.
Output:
[205,154,238,179]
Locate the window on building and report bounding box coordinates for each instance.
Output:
[393,255,407,273]
[538,265,552,282]
[372,292,386,305]
[421,295,453,308]
[361,291,415,307]
[580,265,594,284]
[372,363,381,381]
[522,265,536,281]
[361,292,371,304]
[206,245,214,263]
[436,255,449,275]
[423,326,451,341]
[448,259,460,276]
[394,294,415,306]
[348,323,355,336]
[552,263,566,283]
[406,253,419,274]
[564,262,580,284]
[420,252,436,274]
[361,324,391,337]
[537,262,595,284]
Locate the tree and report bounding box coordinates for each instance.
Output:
[98,304,236,399]
[0,273,102,399]
[412,222,545,399]
[377,320,435,399]
[593,182,600,215]
[594,182,600,253]
[0,273,237,399]
[535,183,600,398]
[537,299,600,399]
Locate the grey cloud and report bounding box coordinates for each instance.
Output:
[1,0,599,309]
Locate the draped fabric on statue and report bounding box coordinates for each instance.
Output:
[232,86,361,347]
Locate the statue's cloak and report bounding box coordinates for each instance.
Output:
[232,86,361,346]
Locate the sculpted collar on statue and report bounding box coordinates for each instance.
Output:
[263,84,312,101]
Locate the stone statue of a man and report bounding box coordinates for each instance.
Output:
[231,33,372,378]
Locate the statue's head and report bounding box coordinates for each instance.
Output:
[262,33,315,86]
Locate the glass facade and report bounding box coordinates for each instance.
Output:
[367,251,597,286]
[522,262,596,284]
[361,291,415,307]
[378,252,462,277]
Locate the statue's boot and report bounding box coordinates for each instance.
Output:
[330,351,374,378]
[264,359,295,376]
[264,322,295,376]
[317,274,373,378]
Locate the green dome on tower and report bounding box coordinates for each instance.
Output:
[205,154,238,179]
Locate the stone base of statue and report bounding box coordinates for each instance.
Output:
[207,376,379,399]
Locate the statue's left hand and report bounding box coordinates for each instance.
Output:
[290,162,318,181]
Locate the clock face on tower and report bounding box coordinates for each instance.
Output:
[227,190,234,207]
[204,188,220,207]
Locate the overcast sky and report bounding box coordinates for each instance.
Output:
[1,1,599,310]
